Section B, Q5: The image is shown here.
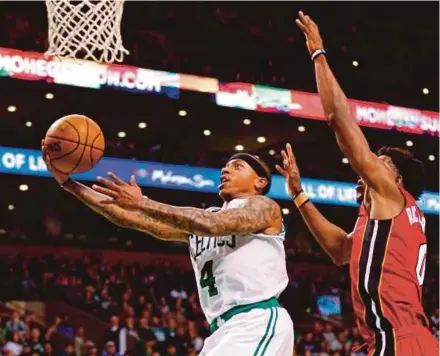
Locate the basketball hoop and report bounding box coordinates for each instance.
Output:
[45,0,129,64]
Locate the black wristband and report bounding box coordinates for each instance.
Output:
[311,49,326,61]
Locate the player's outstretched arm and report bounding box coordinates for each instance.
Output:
[295,12,400,198]
[41,142,187,242]
[91,173,282,236]
[276,143,351,265]
[62,179,188,242]
[139,195,282,237]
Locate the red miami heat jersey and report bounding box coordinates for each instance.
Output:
[349,187,429,352]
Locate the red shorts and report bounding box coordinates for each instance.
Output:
[366,324,439,356]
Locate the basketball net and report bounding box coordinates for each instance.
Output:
[45,0,129,64]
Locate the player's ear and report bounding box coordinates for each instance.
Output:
[396,174,403,186]
[255,177,268,192]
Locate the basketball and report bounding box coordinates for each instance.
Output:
[44,114,105,174]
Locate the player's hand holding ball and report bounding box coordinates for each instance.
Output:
[42,114,105,185]
[275,143,303,198]
[42,139,69,185]
[296,11,324,55]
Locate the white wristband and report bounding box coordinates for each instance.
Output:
[311,49,327,61]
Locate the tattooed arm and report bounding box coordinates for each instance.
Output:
[137,195,282,236]
[62,179,188,242]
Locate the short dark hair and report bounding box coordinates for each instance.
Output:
[377,146,425,199]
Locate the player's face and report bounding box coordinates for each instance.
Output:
[218,159,261,201]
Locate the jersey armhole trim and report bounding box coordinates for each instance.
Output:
[368,187,407,221]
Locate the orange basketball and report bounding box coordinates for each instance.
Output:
[44,114,105,174]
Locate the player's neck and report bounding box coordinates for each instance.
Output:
[221,193,254,209]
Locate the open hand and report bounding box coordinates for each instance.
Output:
[295,11,324,55]
[92,172,143,209]
[275,143,303,198]
[41,139,70,185]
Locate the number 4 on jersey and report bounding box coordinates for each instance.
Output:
[200,260,219,297]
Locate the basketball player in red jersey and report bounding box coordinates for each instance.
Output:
[276,11,439,356]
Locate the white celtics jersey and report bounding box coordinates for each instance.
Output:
[188,198,289,324]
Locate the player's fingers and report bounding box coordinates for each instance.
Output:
[298,11,310,26]
[129,175,137,186]
[92,184,118,198]
[295,19,307,33]
[41,146,50,163]
[281,150,288,161]
[97,176,119,190]
[286,143,296,163]
[107,172,125,185]
[275,164,287,177]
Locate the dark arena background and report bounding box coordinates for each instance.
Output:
[0,2,438,356]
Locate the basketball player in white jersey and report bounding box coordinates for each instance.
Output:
[42,141,294,355]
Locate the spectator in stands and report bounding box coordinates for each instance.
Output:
[98,288,115,317]
[297,331,319,355]
[20,342,33,356]
[43,342,54,356]
[0,254,435,355]
[188,328,203,353]
[135,295,147,317]
[121,292,133,316]
[3,331,23,356]
[318,340,332,356]
[74,326,87,356]
[26,327,44,354]
[84,287,99,314]
[24,312,39,332]
[137,317,156,354]
[85,341,98,356]
[102,341,120,356]
[312,321,324,337]
[125,316,139,354]
[165,318,177,340]
[170,325,190,354]
[330,330,346,352]
[45,315,62,342]
[6,312,25,335]
[62,343,76,356]
[158,297,170,314]
[150,315,166,345]
[20,269,37,299]
[347,326,363,347]
[104,316,127,356]
[322,323,337,347]
[165,344,177,356]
